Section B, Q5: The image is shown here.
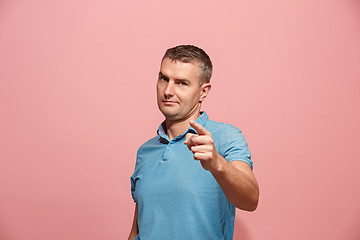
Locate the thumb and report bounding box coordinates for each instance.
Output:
[184,133,196,145]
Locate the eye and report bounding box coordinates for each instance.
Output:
[177,81,188,86]
[159,76,169,82]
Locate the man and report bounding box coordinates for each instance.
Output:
[128,45,259,240]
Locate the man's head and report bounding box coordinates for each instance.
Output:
[157,45,212,122]
[162,45,213,86]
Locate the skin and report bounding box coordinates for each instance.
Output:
[156,58,211,139]
[128,57,259,240]
[128,205,138,240]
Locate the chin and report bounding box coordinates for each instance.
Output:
[159,106,177,116]
[161,112,178,120]
[159,110,180,121]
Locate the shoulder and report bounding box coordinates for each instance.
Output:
[206,119,253,168]
[133,135,162,169]
[205,119,243,138]
[137,135,161,153]
[205,119,247,149]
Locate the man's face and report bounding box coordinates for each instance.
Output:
[157,58,210,121]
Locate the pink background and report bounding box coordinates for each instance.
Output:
[1,0,360,239]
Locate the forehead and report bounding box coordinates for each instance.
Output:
[160,58,201,81]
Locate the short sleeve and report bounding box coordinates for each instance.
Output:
[130,173,136,202]
[130,150,140,203]
[218,124,253,170]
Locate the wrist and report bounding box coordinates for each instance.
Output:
[209,154,228,175]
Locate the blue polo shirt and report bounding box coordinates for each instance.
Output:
[131,112,252,240]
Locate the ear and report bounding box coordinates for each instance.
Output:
[199,83,211,102]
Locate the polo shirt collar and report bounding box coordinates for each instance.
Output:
[157,111,209,142]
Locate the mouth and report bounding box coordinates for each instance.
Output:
[162,100,178,105]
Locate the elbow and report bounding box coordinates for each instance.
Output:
[247,198,259,212]
[248,188,260,212]
[247,181,260,212]
[249,189,260,212]
[241,197,258,212]
[236,189,259,212]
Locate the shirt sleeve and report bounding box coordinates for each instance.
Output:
[130,150,140,203]
[130,173,136,202]
[218,124,253,170]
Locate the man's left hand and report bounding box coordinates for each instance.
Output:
[184,120,224,172]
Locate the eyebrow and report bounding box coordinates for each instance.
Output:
[158,71,167,78]
[159,71,190,84]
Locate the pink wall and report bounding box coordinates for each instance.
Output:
[1,0,359,239]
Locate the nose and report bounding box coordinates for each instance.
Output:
[164,81,175,99]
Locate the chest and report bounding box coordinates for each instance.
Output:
[133,142,222,203]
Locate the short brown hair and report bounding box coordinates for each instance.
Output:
[162,45,213,85]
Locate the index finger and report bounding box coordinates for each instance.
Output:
[189,120,210,136]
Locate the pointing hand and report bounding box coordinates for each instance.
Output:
[184,120,223,172]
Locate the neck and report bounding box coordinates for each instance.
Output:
[165,109,201,141]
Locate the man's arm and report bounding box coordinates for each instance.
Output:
[184,121,259,211]
[211,158,259,211]
[128,204,138,240]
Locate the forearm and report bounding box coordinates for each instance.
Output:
[128,205,139,240]
[128,230,138,240]
[210,156,259,211]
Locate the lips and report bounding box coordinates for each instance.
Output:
[162,100,178,105]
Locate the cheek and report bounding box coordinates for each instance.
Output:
[182,90,200,104]
[156,83,163,96]
[175,88,187,101]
